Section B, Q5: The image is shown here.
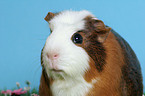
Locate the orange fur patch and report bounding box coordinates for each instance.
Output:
[84,32,125,96]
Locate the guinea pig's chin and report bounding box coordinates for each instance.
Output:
[44,62,87,80]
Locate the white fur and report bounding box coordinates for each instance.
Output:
[51,78,98,96]
[42,10,96,96]
[51,77,92,96]
[49,10,94,31]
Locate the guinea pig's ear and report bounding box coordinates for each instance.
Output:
[44,12,55,22]
[93,19,111,43]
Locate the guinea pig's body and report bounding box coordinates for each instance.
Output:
[39,10,143,96]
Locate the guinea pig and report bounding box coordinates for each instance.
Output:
[39,10,143,96]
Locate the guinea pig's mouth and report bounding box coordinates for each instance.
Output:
[50,69,64,73]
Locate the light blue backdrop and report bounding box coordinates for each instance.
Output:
[0,0,144,92]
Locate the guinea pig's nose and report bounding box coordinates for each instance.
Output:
[47,53,59,59]
[53,54,59,59]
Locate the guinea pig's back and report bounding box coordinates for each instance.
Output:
[111,29,143,96]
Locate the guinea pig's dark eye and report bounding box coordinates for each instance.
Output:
[72,33,83,44]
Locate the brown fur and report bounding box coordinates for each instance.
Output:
[70,17,125,95]
[75,17,110,72]
[39,12,143,96]
[113,30,143,96]
[76,17,143,95]
[39,70,52,96]
[85,32,124,96]
[44,12,55,22]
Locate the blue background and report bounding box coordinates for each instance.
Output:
[0,0,144,92]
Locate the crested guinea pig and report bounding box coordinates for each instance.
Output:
[39,10,143,96]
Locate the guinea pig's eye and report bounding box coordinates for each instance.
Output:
[72,33,83,44]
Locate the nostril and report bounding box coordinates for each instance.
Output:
[53,54,59,59]
[47,53,59,59]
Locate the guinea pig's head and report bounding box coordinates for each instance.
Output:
[41,10,111,80]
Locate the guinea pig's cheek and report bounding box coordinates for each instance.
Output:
[44,57,53,69]
[43,55,50,68]
[62,47,90,76]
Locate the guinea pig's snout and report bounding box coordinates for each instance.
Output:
[47,52,59,60]
[46,52,61,70]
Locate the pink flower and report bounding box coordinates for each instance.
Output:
[1,88,27,95]
[12,88,27,95]
[1,90,12,95]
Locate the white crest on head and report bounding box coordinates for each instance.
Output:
[49,10,94,31]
